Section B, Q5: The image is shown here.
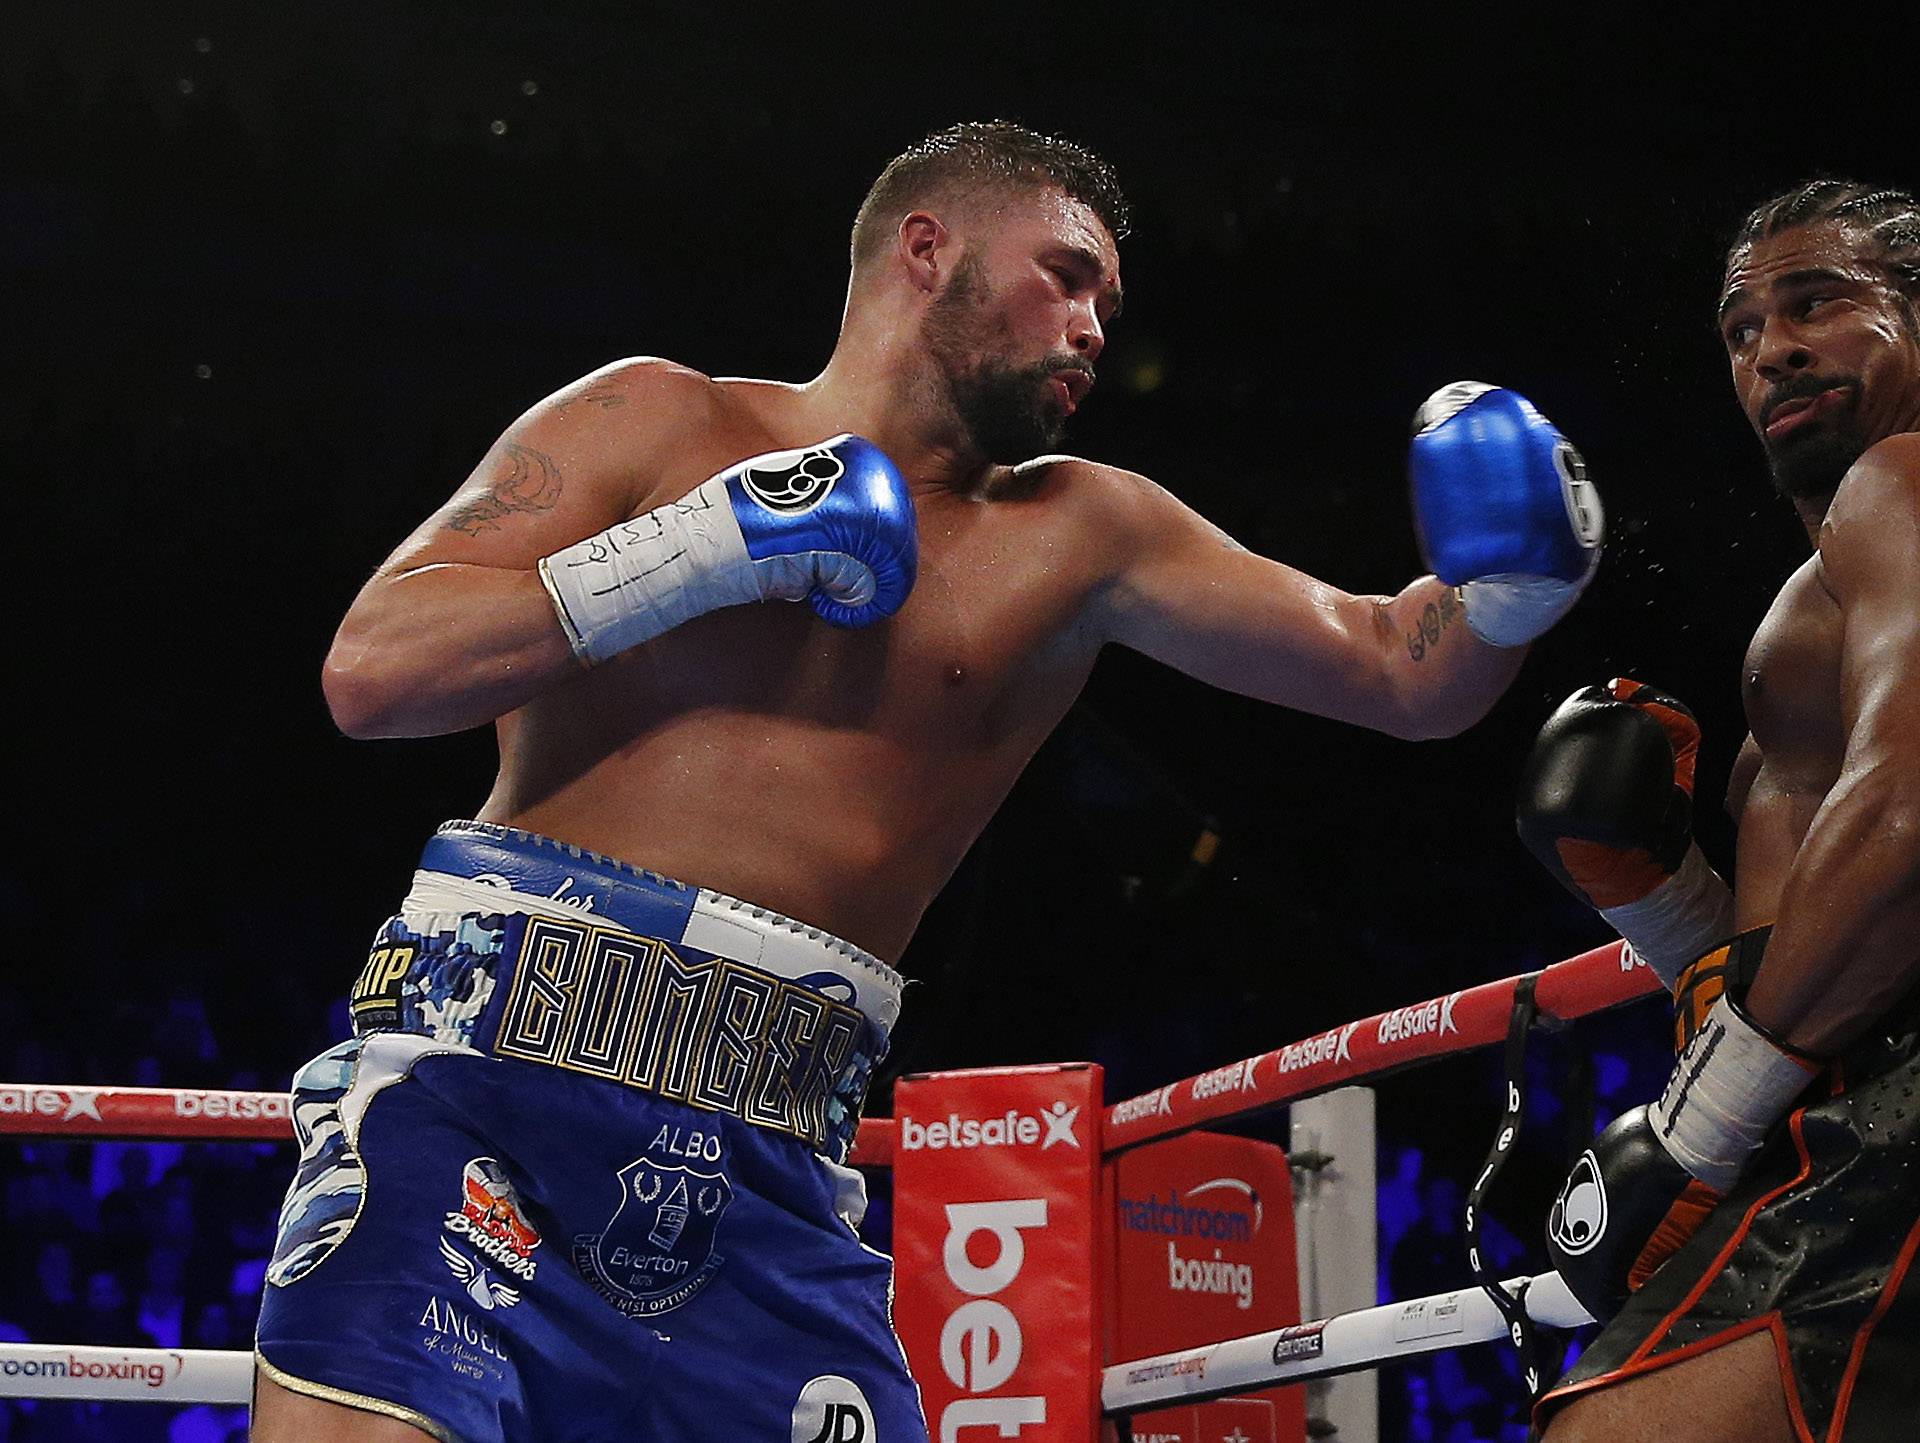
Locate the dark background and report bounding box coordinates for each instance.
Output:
[1,5,1911,1438]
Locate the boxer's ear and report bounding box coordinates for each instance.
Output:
[897,210,949,293]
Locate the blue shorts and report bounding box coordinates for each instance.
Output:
[256,822,925,1443]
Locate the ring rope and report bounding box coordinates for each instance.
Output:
[0,1343,252,1405]
[1465,970,1547,1397]
[0,942,1655,1161]
[0,1271,1599,1410]
[0,1083,899,1166]
[1100,1270,1594,1415]
[2,940,1656,1410]
[1103,940,1654,1151]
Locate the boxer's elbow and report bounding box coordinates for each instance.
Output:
[322,628,422,739]
[323,648,397,739]
[1379,666,1497,740]
[1383,699,1483,742]
[1399,687,1498,741]
[1335,668,1473,742]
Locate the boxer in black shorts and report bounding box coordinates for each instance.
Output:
[1518,181,1920,1441]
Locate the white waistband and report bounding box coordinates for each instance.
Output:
[401,869,903,1035]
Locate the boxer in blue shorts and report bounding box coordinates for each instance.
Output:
[258,120,1603,1440]
[257,822,914,1441]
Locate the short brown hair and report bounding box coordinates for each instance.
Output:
[851,120,1129,269]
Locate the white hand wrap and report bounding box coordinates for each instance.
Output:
[1650,994,1818,1193]
[537,476,765,664]
[1601,843,1738,991]
[1461,559,1597,647]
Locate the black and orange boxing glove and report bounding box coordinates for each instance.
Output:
[1516,679,1735,990]
[1546,949,1819,1322]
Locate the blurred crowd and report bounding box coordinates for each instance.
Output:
[0,953,347,1442]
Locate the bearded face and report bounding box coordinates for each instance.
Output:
[1721,222,1920,508]
[923,254,1081,463]
[1760,372,1871,501]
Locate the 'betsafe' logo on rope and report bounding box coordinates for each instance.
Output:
[173,1090,289,1120]
[1189,1057,1262,1101]
[1110,1083,1175,1124]
[1376,991,1462,1047]
[1277,1021,1361,1075]
[899,1102,1080,1151]
[0,1087,104,1121]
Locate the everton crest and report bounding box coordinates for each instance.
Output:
[573,1155,734,1318]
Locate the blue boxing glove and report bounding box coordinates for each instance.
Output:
[539,434,917,662]
[1410,382,1603,646]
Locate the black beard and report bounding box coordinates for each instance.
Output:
[946,359,1069,463]
[1761,376,1867,501]
[924,256,1081,464]
[1769,426,1866,500]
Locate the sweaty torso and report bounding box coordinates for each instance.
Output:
[477,379,1121,961]
[1732,554,1848,926]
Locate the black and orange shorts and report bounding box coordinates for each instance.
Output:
[1535,1022,1920,1440]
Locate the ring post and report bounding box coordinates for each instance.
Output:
[1291,1086,1377,1443]
[891,1063,1105,1443]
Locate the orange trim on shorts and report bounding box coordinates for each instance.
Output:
[1826,1209,1920,1440]
[1772,1312,1818,1443]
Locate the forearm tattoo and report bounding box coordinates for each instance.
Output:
[445,444,565,536]
[1405,587,1466,662]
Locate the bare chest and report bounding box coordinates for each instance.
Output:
[546,468,1108,760]
[1743,557,1846,786]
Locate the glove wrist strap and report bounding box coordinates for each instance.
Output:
[1600,844,1737,991]
[1460,551,1596,647]
[1650,993,1820,1193]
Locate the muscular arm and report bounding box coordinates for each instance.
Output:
[1097,471,1525,740]
[321,360,693,738]
[1746,434,1920,1054]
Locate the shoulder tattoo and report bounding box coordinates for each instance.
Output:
[445,444,565,536]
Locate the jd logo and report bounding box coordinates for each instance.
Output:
[572,1156,733,1319]
[792,1375,875,1443]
